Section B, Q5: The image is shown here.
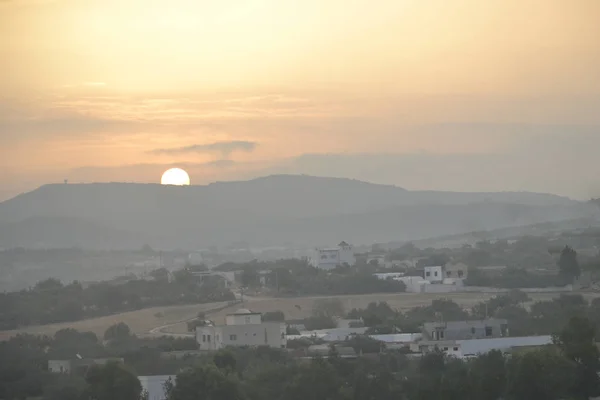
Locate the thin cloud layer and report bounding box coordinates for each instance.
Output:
[149,141,258,157]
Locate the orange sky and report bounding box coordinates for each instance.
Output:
[1,0,599,199]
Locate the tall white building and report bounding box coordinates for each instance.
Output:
[423,266,443,283]
[309,241,356,270]
[196,309,287,351]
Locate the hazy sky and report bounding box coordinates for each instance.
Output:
[1,0,599,200]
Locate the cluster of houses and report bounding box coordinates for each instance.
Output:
[48,308,554,400]
[195,308,553,360]
[374,262,469,293]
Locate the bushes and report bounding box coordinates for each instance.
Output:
[0,273,235,329]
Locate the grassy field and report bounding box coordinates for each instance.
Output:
[0,302,229,340]
[3,291,599,339]
[160,291,600,334]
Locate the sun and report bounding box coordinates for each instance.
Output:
[161,168,191,186]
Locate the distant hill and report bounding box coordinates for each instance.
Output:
[0,175,595,249]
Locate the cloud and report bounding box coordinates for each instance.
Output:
[149,140,258,157]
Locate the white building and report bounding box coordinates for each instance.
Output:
[309,241,356,270]
[138,375,175,400]
[196,309,286,351]
[423,266,443,283]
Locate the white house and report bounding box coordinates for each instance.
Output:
[423,266,443,283]
[309,241,356,270]
[196,309,286,351]
[138,375,175,400]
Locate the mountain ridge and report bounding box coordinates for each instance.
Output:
[0,175,592,249]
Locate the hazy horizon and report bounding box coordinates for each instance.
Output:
[2,0,599,201]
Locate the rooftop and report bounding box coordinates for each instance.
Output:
[227,308,261,316]
[458,335,553,356]
[423,319,508,329]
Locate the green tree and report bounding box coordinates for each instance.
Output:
[553,316,600,399]
[468,350,507,400]
[262,311,285,322]
[85,361,142,400]
[284,359,344,400]
[505,348,575,400]
[167,364,245,400]
[104,322,132,342]
[241,269,260,288]
[558,245,581,283]
[213,350,237,373]
[312,298,345,318]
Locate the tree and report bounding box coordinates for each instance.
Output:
[167,364,245,400]
[553,316,600,399]
[312,298,345,318]
[284,359,344,400]
[262,311,285,322]
[241,269,260,288]
[558,246,581,283]
[505,348,576,400]
[104,322,132,342]
[468,350,507,400]
[213,350,237,373]
[85,361,143,400]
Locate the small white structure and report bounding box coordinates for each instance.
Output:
[374,272,405,280]
[309,241,356,270]
[196,309,286,351]
[423,266,443,283]
[138,376,175,400]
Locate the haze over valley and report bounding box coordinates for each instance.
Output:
[0,175,597,251]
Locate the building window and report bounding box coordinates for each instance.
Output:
[443,347,448,351]
[485,327,493,337]
[440,330,444,339]
[207,335,211,343]
[245,316,251,324]
[230,334,237,341]
[453,347,459,351]
[446,271,451,277]
[281,332,285,339]
[458,270,464,278]
[471,327,476,334]
[426,272,431,277]
[202,335,206,343]
[434,271,438,276]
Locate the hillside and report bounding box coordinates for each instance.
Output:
[0,175,595,249]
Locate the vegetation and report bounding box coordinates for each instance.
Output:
[0,272,235,330]
[346,292,600,339]
[2,297,600,400]
[216,259,407,296]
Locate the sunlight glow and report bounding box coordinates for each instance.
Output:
[161,168,191,186]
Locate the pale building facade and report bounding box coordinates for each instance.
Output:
[196,309,286,351]
[423,266,443,283]
[309,241,356,270]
